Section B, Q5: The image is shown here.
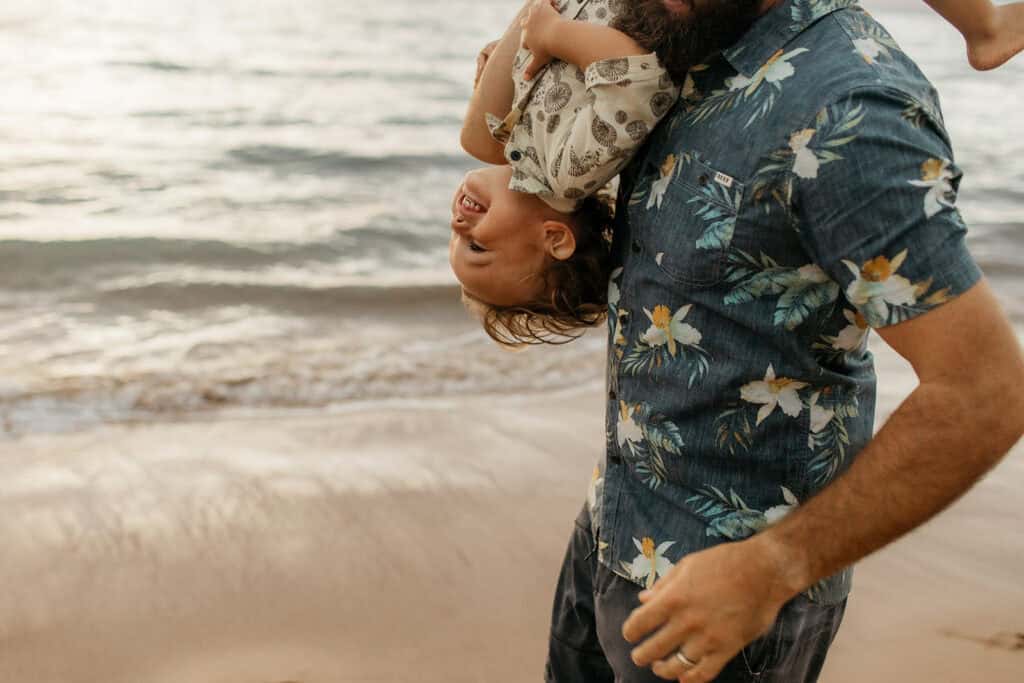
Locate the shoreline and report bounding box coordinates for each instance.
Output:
[1,339,1022,682]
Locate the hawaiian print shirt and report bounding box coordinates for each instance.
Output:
[587,0,982,605]
[487,0,679,212]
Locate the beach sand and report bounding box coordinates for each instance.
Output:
[0,339,1021,683]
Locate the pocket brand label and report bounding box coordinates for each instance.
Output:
[714,171,735,189]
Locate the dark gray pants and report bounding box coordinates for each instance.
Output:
[544,503,846,682]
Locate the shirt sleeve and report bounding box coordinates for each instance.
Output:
[792,86,982,329]
[545,54,679,203]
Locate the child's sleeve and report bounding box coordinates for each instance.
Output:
[545,55,679,203]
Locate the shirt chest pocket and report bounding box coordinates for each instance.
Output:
[627,152,746,289]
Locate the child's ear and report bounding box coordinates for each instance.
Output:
[542,219,577,261]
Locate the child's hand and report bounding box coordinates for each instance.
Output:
[520,0,560,80]
[474,40,499,89]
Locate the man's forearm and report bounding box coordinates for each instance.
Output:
[754,330,1024,601]
[544,21,647,71]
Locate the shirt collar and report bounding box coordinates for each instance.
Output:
[721,0,858,77]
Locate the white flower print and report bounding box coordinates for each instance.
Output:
[807,391,836,448]
[641,304,702,357]
[797,263,830,284]
[789,128,820,179]
[841,250,917,327]
[852,37,884,64]
[587,464,603,513]
[646,154,677,210]
[617,401,644,450]
[724,73,750,91]
[908,157,955,219]
[608,267,623,307]
[627,536,675,589]
[740,364,809,426]
[832,309,870,351]
[764,486,800,526]
[729,47,810,93]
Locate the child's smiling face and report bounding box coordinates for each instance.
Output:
[449,166,577,307]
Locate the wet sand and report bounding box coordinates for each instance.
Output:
[0,341,1021,683]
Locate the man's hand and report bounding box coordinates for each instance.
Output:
[622,536,797,682]
[474,40,500,89]
[520,0,561,80]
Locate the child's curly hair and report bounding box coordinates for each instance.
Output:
[461,195,614,348]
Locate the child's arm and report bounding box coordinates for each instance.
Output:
[518,0,677,203]
[520,0,647,80]
[460,3,530,164]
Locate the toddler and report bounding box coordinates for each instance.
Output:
[452,0,681,346]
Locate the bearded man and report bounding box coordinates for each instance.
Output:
[540,1,1024,682]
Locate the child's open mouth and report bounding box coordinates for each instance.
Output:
[458,193,485,211]
[459,194,486,213]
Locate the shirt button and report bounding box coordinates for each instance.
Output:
[608,389,617,401]
[631,240,641,254]
[609,452,623,464]
[509,150,523,161]
[698,174,709,186]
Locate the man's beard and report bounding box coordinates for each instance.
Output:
[612,0,764,85]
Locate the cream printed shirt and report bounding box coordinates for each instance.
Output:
[486,0,680,212]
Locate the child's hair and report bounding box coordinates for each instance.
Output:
[461,195,614,348]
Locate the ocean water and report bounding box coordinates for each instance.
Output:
[1,0,1021,435]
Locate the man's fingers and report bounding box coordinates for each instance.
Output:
[638,577,667,601]
[675,651,732,683]
[629,617,695,668]
[649,645,729,683]
[622,597,674,644]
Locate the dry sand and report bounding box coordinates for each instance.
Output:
[0,341,1021,683]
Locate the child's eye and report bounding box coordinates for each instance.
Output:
[469,241,487,253]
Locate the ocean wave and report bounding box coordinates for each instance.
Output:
[242,67,456,85]
[106,59,193,72]
[219,145,470,176]
[0,239,297,283]
[0,324,606,438]
[0,230,448,290]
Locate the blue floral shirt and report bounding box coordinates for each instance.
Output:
[587,0,982,605]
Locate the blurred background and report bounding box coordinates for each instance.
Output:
[0,0,1021,435]
[0,1,1021,682]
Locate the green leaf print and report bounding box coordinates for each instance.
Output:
[644,419,686,458]
[714,405,755,455]
[622,407,687,490]
[622,342,711,388]
[791,0,850,24]
[686,486,765,540]
[749,100,864,211]
[688,182,741,250]
[635,451,669,490]
[725,251,840,331]
[807,389,860,485]
[773,278,840,330]
[723,250,794,302]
